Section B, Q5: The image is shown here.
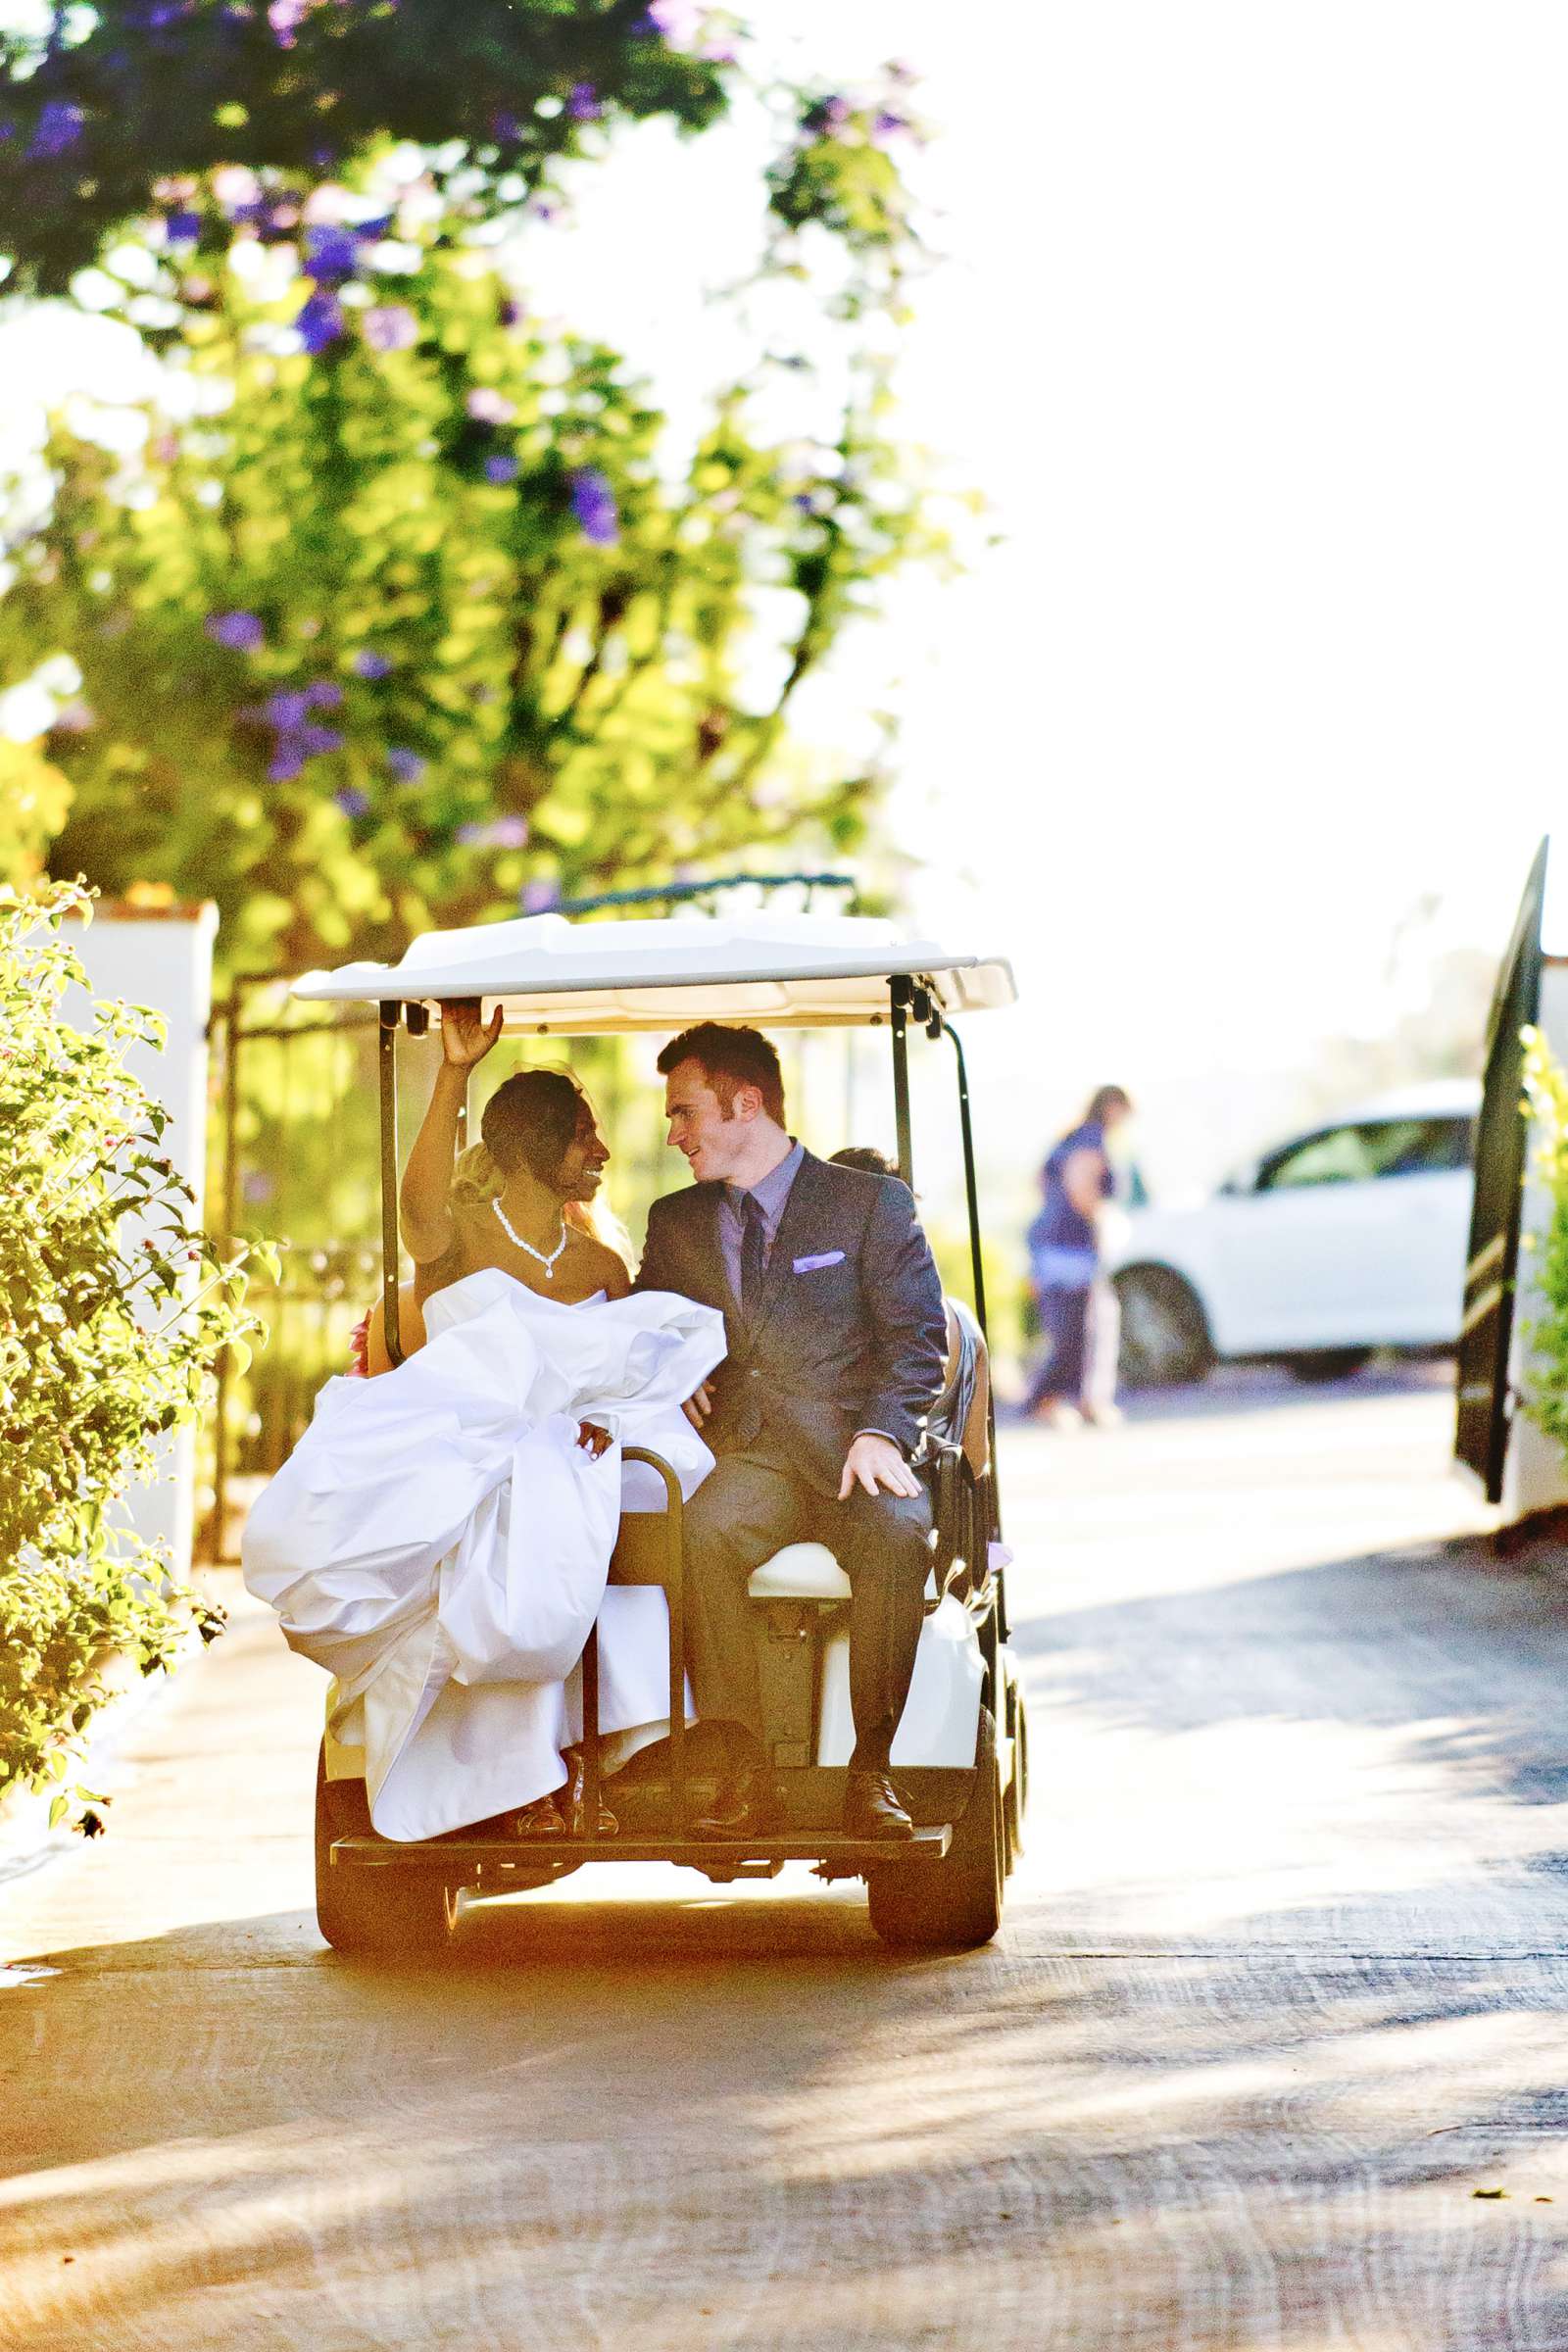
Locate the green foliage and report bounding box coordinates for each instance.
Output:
[0,147,938,971]
[0,0,730,296]
[0,736,74,888]
[0,879,267,1807]
[1518,1026,1568,1459]
[766,78,925,313]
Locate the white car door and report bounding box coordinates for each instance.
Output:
[1379,1117,1474,1344]
[1210,1117,1471,1354]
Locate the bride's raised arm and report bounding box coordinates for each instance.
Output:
[400,998,503,1264]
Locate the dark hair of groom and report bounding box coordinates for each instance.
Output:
[655,1022,787,1125]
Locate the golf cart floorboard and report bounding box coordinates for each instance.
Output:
[330,1825,953,1876]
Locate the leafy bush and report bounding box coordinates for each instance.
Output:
[0,738,73,891]
[0,880,267,1817]
[1517,1027,1568,1458]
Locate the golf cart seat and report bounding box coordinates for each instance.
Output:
[748,1543,852,1601]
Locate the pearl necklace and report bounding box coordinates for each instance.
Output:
[492,1196,568,1279]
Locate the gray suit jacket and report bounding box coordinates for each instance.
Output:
[634,1150,949,1494]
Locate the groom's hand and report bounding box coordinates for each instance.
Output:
[681,1380,714,1432]
[839,1433,921,1500]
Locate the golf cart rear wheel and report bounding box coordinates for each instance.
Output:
[314,1742,455,1957]
[1113,1266,1212,1389]
[867,1706,1004,1952]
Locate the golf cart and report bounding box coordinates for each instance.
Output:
[291,910,1026,1952]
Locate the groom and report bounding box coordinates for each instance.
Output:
[635,1022,949,1840]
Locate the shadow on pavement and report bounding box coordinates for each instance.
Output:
[1113,1355,1456,1424]
[8,1890,1568,2351]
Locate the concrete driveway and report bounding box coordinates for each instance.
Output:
[7,1367,1568,2349]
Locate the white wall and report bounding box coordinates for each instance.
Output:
[64,903,220,1579]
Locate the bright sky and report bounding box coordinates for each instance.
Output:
[3,2,1565,1202]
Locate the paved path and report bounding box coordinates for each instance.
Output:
[9,1368,1568,2348]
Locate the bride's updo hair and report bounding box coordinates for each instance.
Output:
[479,1067,584,1190]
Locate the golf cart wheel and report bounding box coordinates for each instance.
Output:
[1004,1690,1029,1873]
[314,1742,455,1958]
[1286,1348,1373,1383]
[1113,1266,1213,1389]
[867,1706,1004,1953]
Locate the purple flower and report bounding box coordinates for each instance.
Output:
[569,467,619,547]
[873,110,909,138]
[386,747,425,784]
[645,0,702,41]
[164,208,203,246]
[499,299,525,328]
[212,165,260,211]
[269,740,306,783]
[269,0,307,41]
[521,879,561,914]
[568,81,601,122]
[207,610,266,654]
[264,690,308,731]
[352,650,392,680]
[804,96,852,135]
[298,724,344,757]
[306,679,342,710]
[492,111,522,145]
[29,103,85,160]
[295,289,346,354]
[304,224,360,285]
[363,304,417,354]
[466,387,515,424]
[335,786,369,818]
[457,815,529,850]
[484,453,519,486]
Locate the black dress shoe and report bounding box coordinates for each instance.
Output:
[692,1763,787,1839]
[843,1768,915,1840]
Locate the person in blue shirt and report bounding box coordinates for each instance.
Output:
[1023,1085,1134,1426]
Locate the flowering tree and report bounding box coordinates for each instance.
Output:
[0,0,728,296]
[0,9,939,969]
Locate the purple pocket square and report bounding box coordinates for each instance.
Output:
[793,1250,846,1273]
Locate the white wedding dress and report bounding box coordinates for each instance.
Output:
[241,1269,727,1840]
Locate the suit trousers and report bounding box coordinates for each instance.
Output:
[680,1450,933,1772]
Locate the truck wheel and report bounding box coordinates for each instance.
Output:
[1114,1267,1212,1388]
[867,1707,1004,1952]
[314,1742,455,1957]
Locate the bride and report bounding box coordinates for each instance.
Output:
[242,1001,726,1844]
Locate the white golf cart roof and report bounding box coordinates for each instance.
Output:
[291,911,1016,1033]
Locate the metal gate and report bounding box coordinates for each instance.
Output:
[203,976,389,1559]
